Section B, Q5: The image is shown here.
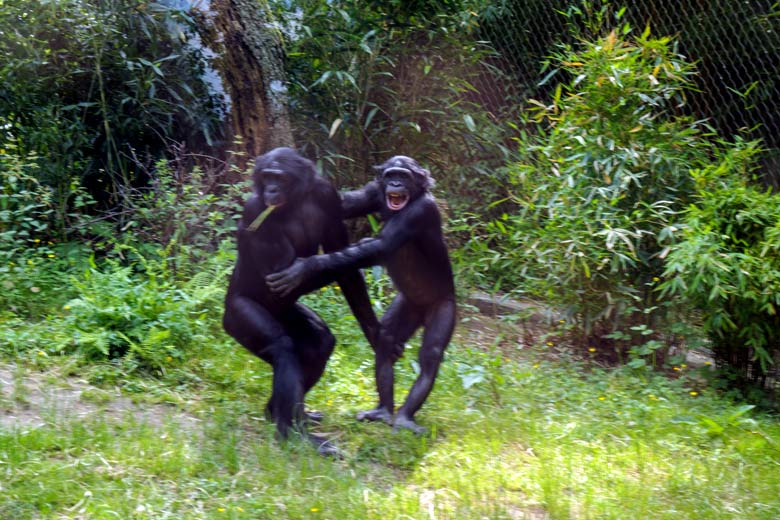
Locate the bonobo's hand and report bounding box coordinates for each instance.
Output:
[266,257,317,297]
[377,326,404,361]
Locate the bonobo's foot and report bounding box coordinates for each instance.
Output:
[266,407,324,425]
[393,414,427,435]
[307,433,343,458]
[305,410,325,424]
[356,407,393,425]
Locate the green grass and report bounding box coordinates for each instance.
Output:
[2,289,779,519]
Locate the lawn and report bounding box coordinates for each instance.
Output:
[2,290,779,519]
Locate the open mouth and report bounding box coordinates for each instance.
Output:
[386,192,409,211]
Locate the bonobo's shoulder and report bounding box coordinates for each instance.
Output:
[309,176,341,209]
[412,193,441,215]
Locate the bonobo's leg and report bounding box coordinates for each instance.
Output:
[280,304,341,456]
[357,294,422,425]
[394,299,456,434]
[283,303,334,425]
[287,303,336,394]
[222,296,305,440]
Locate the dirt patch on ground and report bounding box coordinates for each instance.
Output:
[0,364,201,432]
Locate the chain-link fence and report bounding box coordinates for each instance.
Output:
[474,0,780,183]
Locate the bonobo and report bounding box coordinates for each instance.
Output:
[267,156,456,434]
[223,147,378,455]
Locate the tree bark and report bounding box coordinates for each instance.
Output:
[199,0,294,166]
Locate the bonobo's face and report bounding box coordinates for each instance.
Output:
[382,167,414,212]
[253,147,315,210]
[259,166,290,208]
[378,156,431,213]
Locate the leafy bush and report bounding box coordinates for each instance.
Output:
[0,0,223,211]
[0,148,52,254]
[661,139,780,389]
[0,148,82,315]
[468,27,719,361]
[98,154,248,269]
[59,244,230,372]
[273,0,517,210]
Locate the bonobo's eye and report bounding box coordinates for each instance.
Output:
[383,166,412,180]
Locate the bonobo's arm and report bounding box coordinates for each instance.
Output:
[341,181,382,219]
[267,198,426,298]
[318,182,380,347]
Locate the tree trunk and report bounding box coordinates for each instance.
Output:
[198,0,294,167]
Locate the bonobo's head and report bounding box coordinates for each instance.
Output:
[253,147,316,210]
[374,155,433,213]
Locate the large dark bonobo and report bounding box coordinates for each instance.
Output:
[222,147,378,455]
[267,156,456,433]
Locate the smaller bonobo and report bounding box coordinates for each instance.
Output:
[223,147,378,455]
[267,156,456,433]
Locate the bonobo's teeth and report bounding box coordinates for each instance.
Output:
[387,193,409,211]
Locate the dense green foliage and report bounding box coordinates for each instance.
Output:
[59,245,229,371]
[478,0,780,159]
[0,0,223,219]
[273,0,516,207]
[460,28,719,362]
[662,141,780,392]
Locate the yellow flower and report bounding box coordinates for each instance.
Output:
[47,253,55,258]
[311,507,320,512]
[689,391,698,397]
[165,356,173,362]
[545,341,553,347]
[558,319,565,324]
[218,508,226,513]
[533,363,540,369]
[652,277,660,282]
[236,507,244,512]
[63,305,71,311]
[588,347,596,353]
[598,396,606,401]
[673,366,680,371]
[37,351,45,356]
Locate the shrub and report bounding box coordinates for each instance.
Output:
[59,244,231,372]
[0,148,80,315]
[0,148,52,255]
[274,0,517,211]
[661,139,780,390]
[100,154,249,270]
[471,27,718,362]
[0,0,223,211]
